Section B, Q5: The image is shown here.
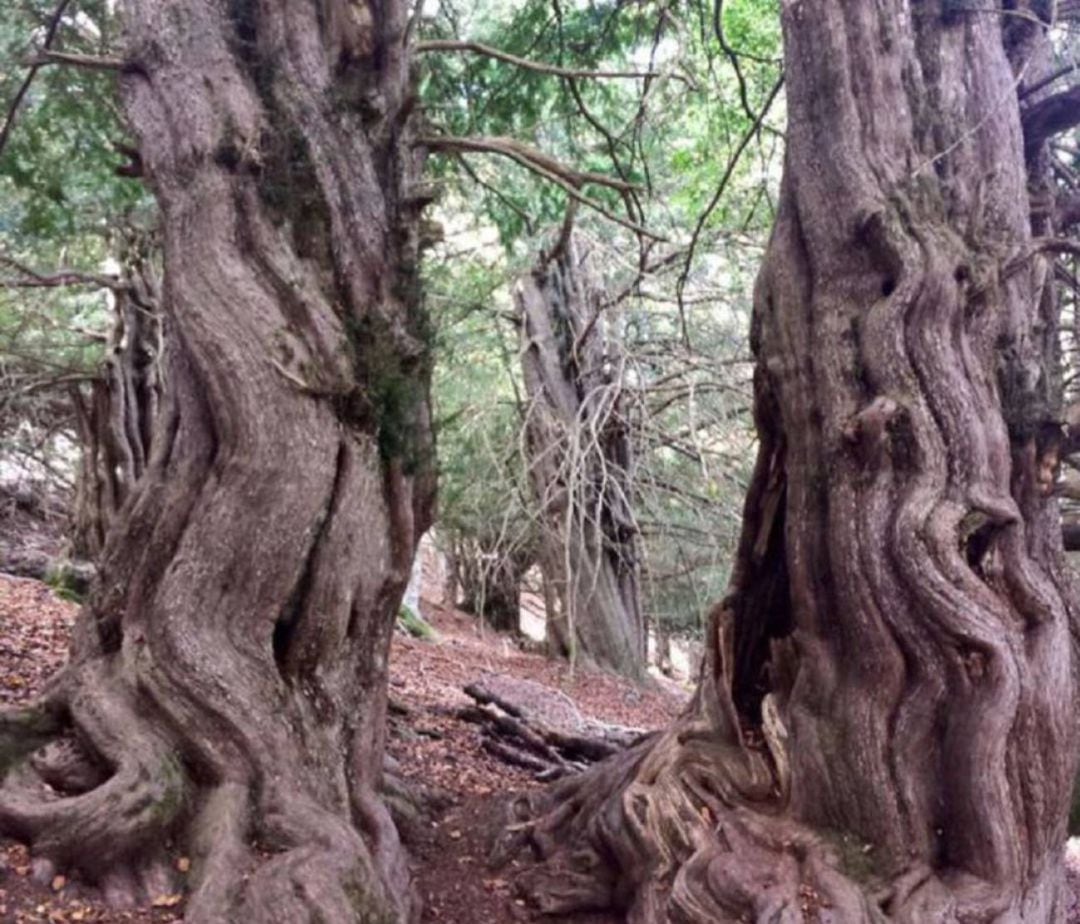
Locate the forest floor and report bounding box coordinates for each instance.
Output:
[5,569,1080,922]
[0,574,687,923]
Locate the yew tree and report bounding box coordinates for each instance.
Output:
[0,0,434,922]
[517,233,647,679]
[506,2,1080,921]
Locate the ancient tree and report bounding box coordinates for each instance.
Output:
[505,3,1080,920]
[517,233,647,680]
[0,1,434,922]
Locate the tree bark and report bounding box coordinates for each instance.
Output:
[0,3,434,922]
[70,251,163,561]
[517,234,647,680]
[503,5,1080,921]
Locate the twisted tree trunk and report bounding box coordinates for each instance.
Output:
[0,2,434,922]
[517,235,646,680]
[505,4,1080,921]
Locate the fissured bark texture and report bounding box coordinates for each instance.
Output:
[0,2,434,922]
[507,4,1080,921]
[747,0,1076,909]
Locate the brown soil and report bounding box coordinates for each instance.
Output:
[0,576,687,923]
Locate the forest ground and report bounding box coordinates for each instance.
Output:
[4,551,1080,923]
[0,566,686,923]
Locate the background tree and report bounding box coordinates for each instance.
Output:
[0,0,153,579]
[422,0,782,669]
[517,228,647,677]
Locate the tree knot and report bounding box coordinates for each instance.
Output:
[842,396,903,465]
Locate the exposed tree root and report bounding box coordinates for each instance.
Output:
[497,607,1070,922]
[0,674,415,921]
[502,714,957,922]
[0,663,185,887]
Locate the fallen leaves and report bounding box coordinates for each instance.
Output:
[0,576,77,706]
[0,571,684,924]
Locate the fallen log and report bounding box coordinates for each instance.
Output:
[462,672,654,779]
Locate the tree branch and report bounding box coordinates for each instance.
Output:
[0,0,73,161]
[1020,63,1080,100]
[0,255,124,291]
[453,152,535,237]
[674,74,784,348]
[419,134,663,240]
[24,49,127,71]
[1023,85,1080,158]
[414,40,659,81]
[418,134,637,193]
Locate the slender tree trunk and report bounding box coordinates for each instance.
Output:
[517,234,647,680]
[653,618,673,677]
[0,3,434,922]
[503,5,1080,920]
[71,253,163,561]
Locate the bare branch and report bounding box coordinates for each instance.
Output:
[674,74,784,348]
[453,152,535,237]
[418,134,638,193]
[415,39,660,81]
[1020,63,1080,100]
[0,255,124,291]
[419,134,664,240]
[1023,85,1080,158]
[24,49,127,71]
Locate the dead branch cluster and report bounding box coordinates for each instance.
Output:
[457,673,648,780]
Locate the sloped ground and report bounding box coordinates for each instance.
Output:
[0,575,686,923]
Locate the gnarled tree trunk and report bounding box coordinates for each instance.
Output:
[504,4,1080,921]
[0,2,434,922]
[70,252,163,561]
[517,234,646,680]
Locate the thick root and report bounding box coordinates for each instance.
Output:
[0,661,414,923]
[501,712,1068,922]
[0,663,186,882]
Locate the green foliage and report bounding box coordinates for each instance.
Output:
[422,0,782,643]
[0,1,152,453]
[0,2,146,245]
[426,232,535,561]
[44,563,85,603]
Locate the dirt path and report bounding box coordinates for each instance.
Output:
[0,576,687,923]
[388,598,686,924]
